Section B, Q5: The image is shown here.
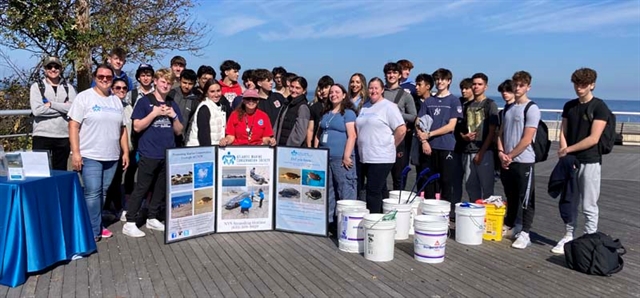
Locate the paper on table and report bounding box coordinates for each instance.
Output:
[21,151,51,177]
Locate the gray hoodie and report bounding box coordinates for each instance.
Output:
[30,79,77,138]
[384,87,417,124]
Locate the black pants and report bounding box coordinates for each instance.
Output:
[123,150,138,195]
[417,149,456,217]
[390,137,410,190]
[360,162,393,213]
[501,162,535,233]
[126,156,166,222]
[32,136,70,171]
[105,157,124,212]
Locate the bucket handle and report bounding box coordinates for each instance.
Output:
[369,209,397,228]
[463,213,485,229]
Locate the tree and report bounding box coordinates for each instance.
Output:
[0,0,207,91]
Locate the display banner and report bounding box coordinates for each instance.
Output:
[216,146,275,233]
[275,147,329,236]
[165,147,216,243]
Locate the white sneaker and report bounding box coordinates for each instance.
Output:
[120,210,127,222]
[551,236,573,254]
[512,231,531,249]
[146,219,165,231]
[123,222,146,238]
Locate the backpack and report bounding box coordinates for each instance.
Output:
[564,232,626,276]
[37,80,70,103]
[585,98,617,155]
[524,101,550,163]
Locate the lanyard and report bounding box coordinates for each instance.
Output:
[244,114,253,141]
[324,112,338,131]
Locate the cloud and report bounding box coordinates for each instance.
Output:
[217,16,267,36]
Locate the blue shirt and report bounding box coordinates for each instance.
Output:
[418,94,462,150]
[131,96,183,159]
[318,109,357,158]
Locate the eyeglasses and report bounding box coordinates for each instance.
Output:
[113,86,128,91]
[244,98,259,102]
[45,64,61,70]
[96,75,113,81]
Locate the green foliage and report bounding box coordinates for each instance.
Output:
[0,75,32,151]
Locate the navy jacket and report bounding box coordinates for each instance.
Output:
[548,155,580,224]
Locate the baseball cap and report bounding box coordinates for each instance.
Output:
[242,89,260,99]
[136,63,155,79]
[43,56,62,67]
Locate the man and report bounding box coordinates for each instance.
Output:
[553,68,610,254]
[272,66,287,95]
[91,47,134,89]
[415,68,462,219]
[123,68,184,238]
[459,73,498,200]
[170,56,186,87]
[129,64,155,107]
[252,68,286,128]
[397,59,417,100]
[169,68,199,145]
[231,69,256,110]
[452,78,474,206]
[497,70,540,249]
[30,56,77,170]
[195,65,216,96]
[219,60,243,104]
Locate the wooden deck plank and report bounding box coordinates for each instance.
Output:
[86,248,102,298]
[19,271,37,298]
[75,255,89,297]
[60,257,76,297]
[47,260,65,297]
[145,230,183,298]
[200,234,251,297]
[163,234,211,297]
[116,233,144,298]
[192,237,237,297]
[153,231,197,297]
[32,270,51,298]
[211,233,263,297]
[132,226,167,298]
[97,238,117,298]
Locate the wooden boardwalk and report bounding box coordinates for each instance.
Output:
[2,144,639,297]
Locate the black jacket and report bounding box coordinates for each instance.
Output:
[548,155,580,224]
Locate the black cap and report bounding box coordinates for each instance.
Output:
[136,64,155,80]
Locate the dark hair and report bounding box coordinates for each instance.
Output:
[289,76,308,91]
[512,70,532,85]
[471,73,488,84]
[571,68,597,85]
[197,65,216,79]
[396,59,414,70]
[199,79,221,102]
[92,63,115,77]
[497,80,514,93]
[459,78,473,90]
[432,68,453,81]
[220,60,241,78]
[109,47,126,59]
[112,77,129,89]
[322,84,356,116]
[317,75,334,89]
[242,69,255,84]
[180,69,197,82]
[272,66,287,77]
[415,73,434,88]
[284,72,297,84]
[170,55,186,66]
[252,69,273,86]
[368,77,385,89]
[383,62,400,74]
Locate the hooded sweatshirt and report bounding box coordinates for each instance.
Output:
[30,79,77,138]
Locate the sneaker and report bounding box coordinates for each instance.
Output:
[512,231,531,249]
[502,224,522,240]
[551,236,573,254]
[123,222,146,238]
[120,210,127,222]
[146,218,165,231]
[101,228,114,238]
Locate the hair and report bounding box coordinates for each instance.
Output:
[312,75,335,103]
[289,76,308,92]
[432,68,453,81]
[92,63,115,77]
[196,65,216,79]
[170,55,186,66]
[368,77,385,89]
[571,68,597,85]
[415,73,434,89]
[252,68,273,87]
[180,69,197,82]
[396,59,414,71]
[459,78,473,90]
[322,84,356,116]
[220,60,241,78]
[497,79,514,93]
[241,69,255,84]
[512,70,532,85]
[154,68,175,84]
[348,73,368,112]
[199,79,221,102]
[284,72,298,85]
[383,62,400,74]
[112,77,129,90]
[471,72,488,84]
[109,47,126,59]
[272,66,287,77]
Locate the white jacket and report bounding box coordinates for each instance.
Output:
[186,99,226,146]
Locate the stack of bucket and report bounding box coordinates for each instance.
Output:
[337,200,369,253]
[387,191,421,235]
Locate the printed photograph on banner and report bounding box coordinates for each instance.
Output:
[277,185,301,202]
[278,167,302,184]
[301,186,323,205]
[194,162,214,188]
[222,167,247,187]
[247,166,270,186]
[170,192,193,219]
[194,188,214,215]
[301,169,325,187]
[170,164,194,193]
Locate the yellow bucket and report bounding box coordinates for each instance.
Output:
[483,203,506,241]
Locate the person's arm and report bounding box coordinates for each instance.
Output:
[168,105,184,136]
[342,121,357,167]
[559,117,568,155]
[562,119,606,156]
[30,83,61,117]
[69,120,82,171]
[287,105,310,146]
[496,129,511,168]
[306,119,315,147]
[401,94,417,123]
[394,124,407,147]
[507,127,536,160]
[49,85,75,114]
[119,126,129,170]
[197,106,212,146]
[428,118,457,138]
[133,105,162,132]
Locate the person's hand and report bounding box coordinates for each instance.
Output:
[219,137,229,147]
[499,151,511,169]
[268,137,276,146]
[72,153,83,171]
[417,130,428,141]
[462,132,477,141]
[473,152,483,165]
[44,102,52,108]
[165,106,177,119]
[421,141,432,155]
[558,147,568,158]
[151,105,163,117]
[342,156,353,169]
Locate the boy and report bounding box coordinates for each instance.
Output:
[92,47,134,89]
[169,68,199,144]
[219,60,243,103]
[231,69,256,110]
[452,78,473,205]
[272,66,287,95]
[552,68,609,254]
[195,65,216,96]
[497,70,540,249]
[397,59,417,99]
[123,68,184,238]
[252,68,286,128]
[129,64,155,107]
[170,56,186,87]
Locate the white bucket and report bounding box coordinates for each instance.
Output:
[382,199,413,240]
[413,215,449,263]
[388,190,417,202]
[421,199,451,220]
[363,214,396,262]
[336,200,367,232]
[339,208,370,253]
[455,203,486,245]
[388,191,421,235]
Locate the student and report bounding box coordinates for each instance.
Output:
[414,73,433,114]
[308,75,334,148]
[219,60,243,104]
[231,69,256,110]
[220,89,276,146]
[452,78,473,205]
[123,68,184,238]
[195,65,216,96]
[272,66,287,95]
[494,79,516,179]
[348,73,367,114]
[252,68,286,129]
[129,64,155,108]
[415,68,461,218]
[91,47,134,89]
[496,70,540,249]
[552,68,610,254]
[30,56,77,171]
[169,69,199,145]
[397,59,417,99]
[170,56,187,87]
[460,73,498,200]
[185,80,227,146]
[383,62,417,190]
[274,76,310,147]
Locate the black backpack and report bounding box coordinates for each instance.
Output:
[564,232,625,276]
[524,101,550,163]
[586,98,617,155]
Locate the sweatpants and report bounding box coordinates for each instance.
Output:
[463,151,496,200]
[126,156,167,222]
[566,162,601,235]
[501,162,535,233]
[417,149,456,217]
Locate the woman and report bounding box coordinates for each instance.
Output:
[355,77,406,213]
[316,84,357,230]
[348,73,367,114]
[68,63,129,241]
[274,76,310,147]
[220,89,276,146]
[185,79,228,146]
[307,75,334,147]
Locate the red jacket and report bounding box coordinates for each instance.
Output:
[219,79,243,104]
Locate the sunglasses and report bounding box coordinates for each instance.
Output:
[113,86,128,91]
[96,75,114,81]
[45,64,61,70]
[244,98,259,102]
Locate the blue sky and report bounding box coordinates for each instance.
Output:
[3,0,640,101]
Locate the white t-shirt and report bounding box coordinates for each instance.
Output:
[68,88,124,161]
[356,99,405,163]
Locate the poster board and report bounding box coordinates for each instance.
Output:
[275,147,329,236]
[165,147,217,243]
[216,146,275,233]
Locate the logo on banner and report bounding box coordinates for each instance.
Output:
[222,152,236,165]
[291,150,298,156]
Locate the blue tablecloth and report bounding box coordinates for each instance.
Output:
[0,170,96,287]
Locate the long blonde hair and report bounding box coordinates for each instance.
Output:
[348,73,367,111]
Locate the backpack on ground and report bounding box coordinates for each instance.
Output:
[586,97,617,155]
[524,101,550,163]
[564,232,625,276]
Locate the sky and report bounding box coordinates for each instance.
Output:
[3,0,640,101]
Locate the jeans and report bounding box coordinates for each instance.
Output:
[360,162,393,213]
[81,157,118,238]
[32,136,70,171]
[126,156,167,222]
[463,151,496,200]
[328,156,358,223]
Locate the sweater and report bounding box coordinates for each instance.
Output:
[548,155,580,224]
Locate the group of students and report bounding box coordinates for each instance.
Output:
[29,49,610,254]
